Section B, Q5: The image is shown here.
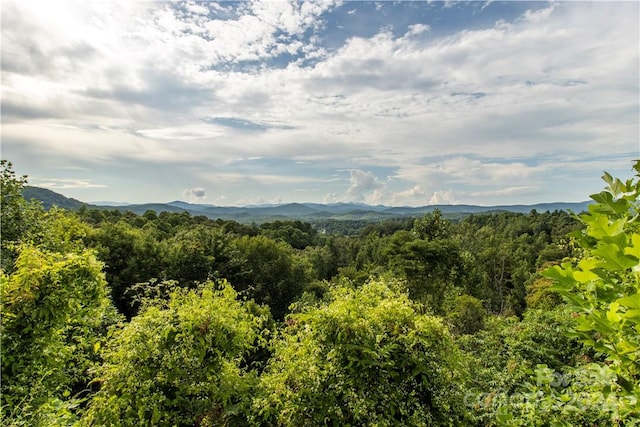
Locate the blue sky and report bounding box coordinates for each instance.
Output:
[2,1,638,206]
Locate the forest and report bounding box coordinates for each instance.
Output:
[1,159,639,426]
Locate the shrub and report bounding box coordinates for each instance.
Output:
[1,246,118,425]
[252,279,471,426]
[82,282,270,427]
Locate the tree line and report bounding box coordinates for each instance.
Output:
[1,159,638,426]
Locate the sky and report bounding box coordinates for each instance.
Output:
[2,1,639,207]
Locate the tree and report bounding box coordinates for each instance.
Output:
[480,162,640,426]
[538,161,640,422]
[231,235,311,320]
[0,160,41,271]
[260,220,318,249]
[385,230,463,312]
[252,279,471,426]
[450,210,582,315]
[1,160,28,242]
[413,209,450,240]
[444,294,486,335]
[1,246,119,425]
[461,307,589,426]
[82,282,269,426]
[165,225,237,288]
[87,221,167,318]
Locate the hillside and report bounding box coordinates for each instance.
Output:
[22,186,87,210]
[22,186,591,222]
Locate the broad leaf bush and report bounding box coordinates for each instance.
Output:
[494,363,636,426]
[493,161,640,425]
[252,279,471,426]
[544,163,639,384]
[1,246,118,426]
[82,281,270,427]
[461,307,586,425]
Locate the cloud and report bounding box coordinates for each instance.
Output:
[183,187,206,201]
[199,172,319,186]
[343,170,386,204]
[202,117,295,132]
[323,192,339,203]
[470,186,540,199]
[429,190,457,205]
[82,69,214,112]
[520,4,556,24]
[393,157,547,190]
[232,195,284,206]
[135,124,224,140]
[2,1,637,206]
[405,23,430,37]
[32,177,106,189]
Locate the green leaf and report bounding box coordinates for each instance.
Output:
[574,317,594,332]
[617,293,640,309]
[590,191,628,215]
[573,270,599,284]
[602,171,615,188]
[606,301,621,323]
[552,290,588,308]
[593,243,638,270]
[623,234,640,260]
[617,374,635,393]
[543,265,575,289]
[622,309,640,321]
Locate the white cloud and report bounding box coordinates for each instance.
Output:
[520,4,556,24]
[183,187,206,201]
[470,186,540,199]
[198,172,320,186]
[2,1,637,205]
[405,23,430,37]
[323,192,339,203]
[231,195,284,206]
[429,190,458,205]
[343,170,386,203]
[32,177,106,189]
[136,125,224,140]
[393,157,548,191]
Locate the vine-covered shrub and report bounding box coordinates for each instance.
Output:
[1,246,118,425]
[444,294,486,335]
[252,279,471,426]
[82,282,270,427]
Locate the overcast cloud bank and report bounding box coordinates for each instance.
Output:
[2,1,638,206]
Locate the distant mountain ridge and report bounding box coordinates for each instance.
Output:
[22,186,87,210]
[22,186,592,223]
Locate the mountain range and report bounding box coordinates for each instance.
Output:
[22,186,592,223]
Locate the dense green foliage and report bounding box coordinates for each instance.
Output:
[464,161,640,426]
[545,167,640,388]
[253,279,470,426]
[1,246,120,425]
[2,159,638,426]
[1,160,39,271]
[83,282,270,426]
